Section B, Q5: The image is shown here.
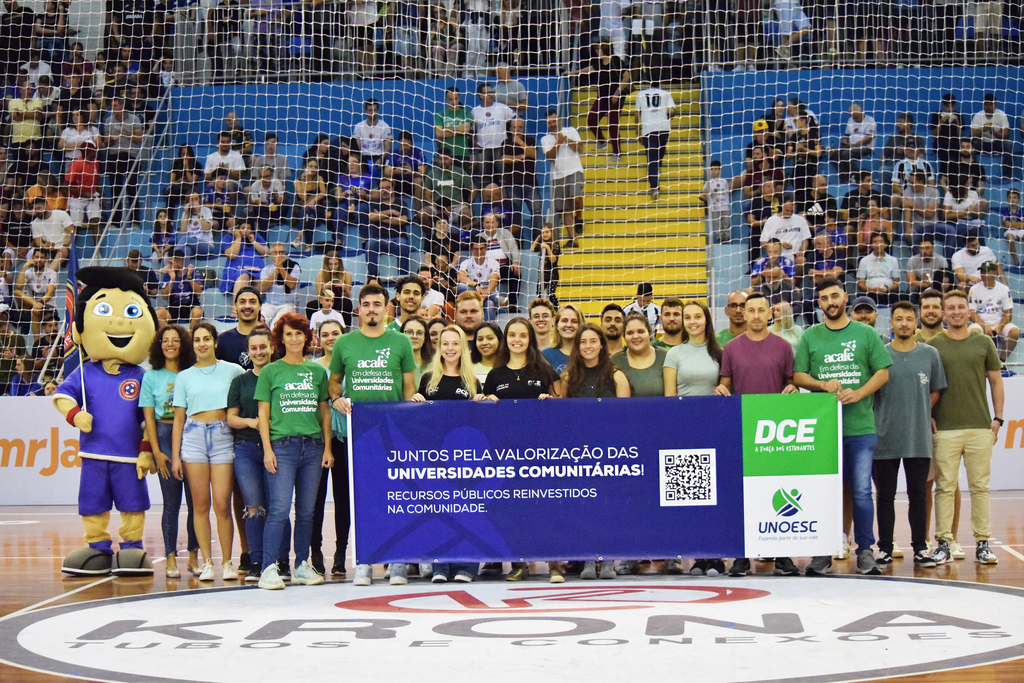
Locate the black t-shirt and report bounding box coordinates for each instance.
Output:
[841,188,889,222]
[746,195,779,227]
[226,370,260,442]
[944,158,985,191]
[592,55,625,100]
[483,364,555,399]
[501,132,537,189]
[799,193,837,230]
[216,327,252,370]
[930,110,963,153]
[368,198,407,239]
[419,373,480,400]
[134,266,160,298]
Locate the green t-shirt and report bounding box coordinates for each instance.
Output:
[254,360,328,441]
[227,370,261,443]
[926,331,1001,430]
[794,320,893,436]
[424,166,473,207]
[716,328,738,347]
[652,338,678,350]
[434,105,473,159]
[612,348,668,397]
[329,329,415,403]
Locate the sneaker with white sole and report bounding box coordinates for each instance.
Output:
[805,555,832,576]
[293,560,325,585]
[390,562,408,585]
[244,562,263,583]
[913,549,936,567]
[950,540,966,560]
[198,560,215,582]
[891,542,904,558]
[856,549,881,575]
[581,561,598,579]
[258,563,285,590]
[222,561,238,581]
[616,559,640,575]
[353,563,373,586]
[930,540,952,565]
[599,561,616,579]
[975,540,998,564]
[432,573,448,583]
[875,550,893,565]
[454,571,474,583]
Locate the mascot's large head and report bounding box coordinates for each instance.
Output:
[73,267,157,365]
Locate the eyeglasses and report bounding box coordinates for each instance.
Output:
[405,330,425,338]
[726,303,745,309]
[531,313,552,320]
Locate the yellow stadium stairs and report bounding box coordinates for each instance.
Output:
[557,86,707,319]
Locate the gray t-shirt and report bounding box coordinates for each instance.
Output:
[873,342,947,459]
[664,341,720,396]
[906,253,949,282]
[494,79,528,111]
[903,185,939,228]
[103,112,143,156]
[611,347,667,397]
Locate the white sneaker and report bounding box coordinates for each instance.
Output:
[419,563,433,578]
[432,573,448,583]
[891,542,904,559]
[258,563,285,590]
[390,562,408,585]
[222,560,238,581]
[950,540,966,560]
[353,563,373,586]
[198,560,215,582]
[292,560,325,585]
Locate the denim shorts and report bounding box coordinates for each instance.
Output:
[180,419,235,465]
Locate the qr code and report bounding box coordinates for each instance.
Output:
[659,449,717,506]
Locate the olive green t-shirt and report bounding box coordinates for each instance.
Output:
[254,360,328,441]
[329,329,415,402]
[794,320,892,436]
[434,105,473,159]
[925,331,1001,430]
[612,348,668,397]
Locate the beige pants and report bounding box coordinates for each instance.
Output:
[932,429,996,543]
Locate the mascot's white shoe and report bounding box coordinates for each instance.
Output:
[62,547,113,576]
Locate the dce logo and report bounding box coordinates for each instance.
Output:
[754,419,817,444]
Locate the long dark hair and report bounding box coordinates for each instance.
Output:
[401,315,433,366]
[681,300,723,366]
[148,324,196,370]
[495,317,557,386]
[470,320,504,363]
[563,323,616,398]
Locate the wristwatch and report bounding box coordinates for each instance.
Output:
[994,417,1004,425]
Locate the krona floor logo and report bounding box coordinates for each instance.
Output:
[773,488,803,517]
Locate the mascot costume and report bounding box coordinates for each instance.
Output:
[52,267,158,575]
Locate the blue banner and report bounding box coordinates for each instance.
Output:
[349,396,751,564]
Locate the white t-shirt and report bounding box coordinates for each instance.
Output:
[943,189,984,226]
[636,87,676,136]
[969,281,1013,327]
[951,246,997,278]
[541,127,585,179]
[59,126,100,160]
[248,178,285,204]
[459,256,501,286]
[31,210,74,244]
[971,108,1011,141]
[422,288,444,312]
[760,213,811,260]
[473,102,515,149]
[349,0,378,25]
[846,115,877,150]
[185,206,215,243]
[20,61,51,87]
[352,118,392,157]
[21,264,57,298]
[310,308,346,330]
[204,149,246,175]
[703,177,731,212]
[260,262,302,306]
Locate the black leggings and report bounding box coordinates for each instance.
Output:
[311,437,351,567]
[872,457,930,554]
[641,132,670,190]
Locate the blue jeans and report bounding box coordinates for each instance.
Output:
[365,237,411,280]
[844,433,878,552]
[433,563,479,579]
[263,436,324,568]
[181,233,218,258]
[156,422,198,558]
[235,439,291,567]
[457,283,500,320]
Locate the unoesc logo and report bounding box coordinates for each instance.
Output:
[760,488,818,534]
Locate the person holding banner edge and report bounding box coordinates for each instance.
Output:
[793,278,891,577]
[329,283,416,587]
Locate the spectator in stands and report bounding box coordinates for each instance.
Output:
[420,150,476,237]
[349,0,379,74]
[832,102,877,183]
[701,160,732,243]
[531,224,560,306]
[479,183,517,235]
[809,231,844,288]
[223,111,254,170]
[494,62,528,116]
[1002,189,1024,265]
[291,160,330,249]
[480,211,522,312]
[472,83,516,188]
[20,49,51,87]
[901,171,940,243]
[634,79,675,203]
[246,166,285,237]
[29,305,60,383]
[501,117,539,239]
[13,247,55,335]
[251,133,290,184]
[840,170,889,240]
[125,248,160,299]
[735,146,784,200]
[310,287,345,331]
[892,145,934,198]
[745,179,778,267]
[746,117,781,169]
[970,93,1014,179]
[542,109,585,249]
[222,221,269,297]
[29,196,72,266]
[952,233,1005,288]
[167,144,202,212]
[179,191,217,258]
[1,0,36,86]
[308,249,352,326]
[576,39,629,162]
[458,232,501,320]
[366,177,413,281]
[968,261,1019,362]
[434,87,474,171]
[930,93,963,179]
[857,231,901,306]
[761,193,810,272]
[762,99,788,147]
[941,183,988,247]
[855,198,892,256]
[882,113,923,165]
[600,303,626,354]
[125,85,154,125]
[9,77,44,182]
[353,98,392,173]
[259,242,300,328]
[160,249,204,328]
[249,0,285,76]
[384,131,427,208]
[751,238,797,308]
[0,309,27,396]
[850,296,886,341]
[57,70,94,131]
[786,112,821,198]
[418,266,446,320]
[57,108,99,169]
[204,130,246,182]
[203,168,238,233]
[774,0,813,63]
[623,282,661,334]
[799,174,836,231]
[100,95,143,227]
[940,139,986,196]
[64,139,101,238]
[906,236,951,304]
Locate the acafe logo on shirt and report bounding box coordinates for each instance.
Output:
[357,347,392,369]
[823,340,856,364]
[284,372,314,392]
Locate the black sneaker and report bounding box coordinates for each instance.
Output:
[331,564,347,579]
[244,562,262,583]
[277,561,291,580]
[875,550,893,565]
[478,562,504,577]
[729,558,752,576]
[930,540,952,565]
[805,555,832,576]
[311,554,326,575]
[773,557,800,576]
[707,559,727,576]
[563,561,585,575]
[689,559,709,575]
[238,552,252,573]
[976,540,998,564]
[913,549,936,567]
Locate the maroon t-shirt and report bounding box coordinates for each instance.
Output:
[719,332,794,395]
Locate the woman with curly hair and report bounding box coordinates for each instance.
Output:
[561,323,630,400]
